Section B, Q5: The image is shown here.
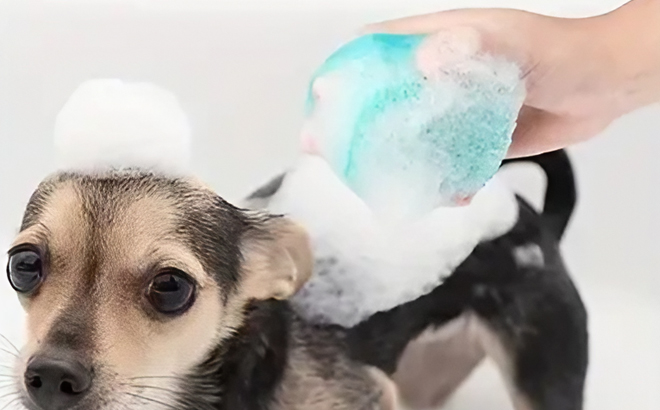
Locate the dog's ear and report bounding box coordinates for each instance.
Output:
[241,216,313,301]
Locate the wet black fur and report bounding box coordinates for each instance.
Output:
[176,300,292,410]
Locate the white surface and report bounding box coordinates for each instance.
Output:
[0,1,658,409]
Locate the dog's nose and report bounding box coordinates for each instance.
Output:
[24,354,92,409]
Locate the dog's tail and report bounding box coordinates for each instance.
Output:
[502,149,577,240]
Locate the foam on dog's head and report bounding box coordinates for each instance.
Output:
[54,79,192,174]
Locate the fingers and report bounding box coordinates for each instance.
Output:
[508,107,562,158]
[361,9,604,159]
[362,8,518,35]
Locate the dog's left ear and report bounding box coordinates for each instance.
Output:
[241,216,313,301]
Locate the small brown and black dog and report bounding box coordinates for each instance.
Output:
[5,151,587,410]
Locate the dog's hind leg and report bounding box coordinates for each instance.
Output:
[468,272,588,410]
[392,315,486,409]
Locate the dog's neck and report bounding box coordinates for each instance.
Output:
[178,300,291,410]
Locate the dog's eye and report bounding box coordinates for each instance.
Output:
[147,270,195,315]
[7,249,44,293]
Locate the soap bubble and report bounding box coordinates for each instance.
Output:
[54,79,192,174]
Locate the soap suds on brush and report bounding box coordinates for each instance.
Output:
[54,79,192,174]
[264,155,519,327]
[303,33,525,222]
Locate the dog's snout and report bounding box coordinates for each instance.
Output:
[25,354,92,410]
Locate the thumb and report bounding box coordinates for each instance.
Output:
[507,106,608,158]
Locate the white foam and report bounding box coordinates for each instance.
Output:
[54,79,192,174]
[266,155,518,327]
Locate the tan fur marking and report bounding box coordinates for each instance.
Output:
[395,314,536,410]
[469,315,535,410]
[14,182,87,361]
[92,195,225,377]
[394,315,485,409]
[368,366,400,410]
[273,341,383,410]
[241,219,313,301]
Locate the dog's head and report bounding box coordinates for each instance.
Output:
[6,169,312,410]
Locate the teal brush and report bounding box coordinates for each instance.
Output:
[301,32,525,221]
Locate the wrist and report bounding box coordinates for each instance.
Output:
[594,0,660,112]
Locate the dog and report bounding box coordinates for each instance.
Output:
[5,149,586,410]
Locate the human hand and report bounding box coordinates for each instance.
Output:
[364,0,660,158]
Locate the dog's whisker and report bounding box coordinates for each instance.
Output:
[0,379,14,387]
[0,349,17,360]
[0,397,20,410]
[118,401,133,410]
[121,383,179,394]
[0,336,19,356]
[0,391,18,401]
[126,375,185,382]
[0,393,19,407]
[124,392,179,410]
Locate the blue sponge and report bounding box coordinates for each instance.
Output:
[302,33,525,221]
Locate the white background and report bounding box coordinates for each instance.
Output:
[0,1,658,409]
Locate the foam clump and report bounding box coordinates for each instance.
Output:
[303,33,525,221]
[54,79,192,173]
[264,155,519,327]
